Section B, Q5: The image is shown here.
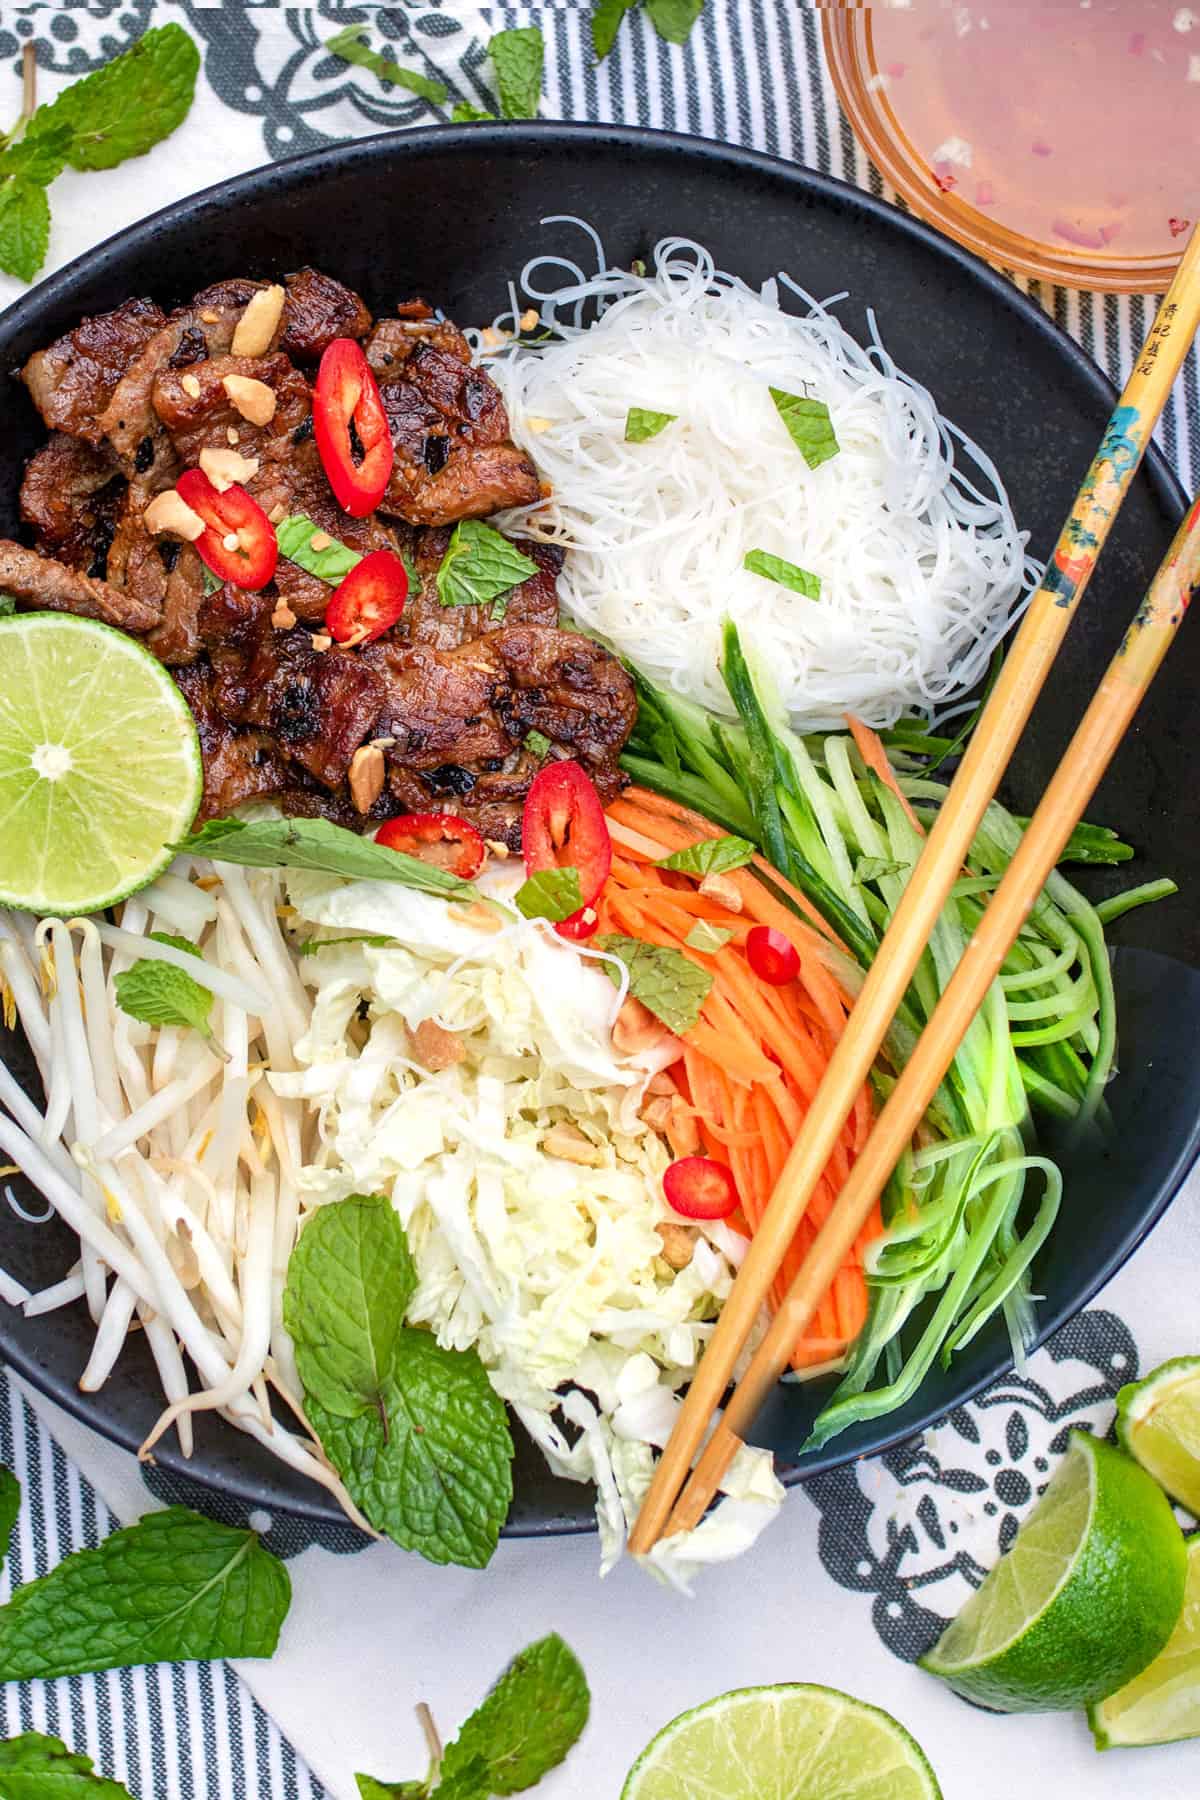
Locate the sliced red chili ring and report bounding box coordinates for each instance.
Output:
[326,549,408,647]
[555,904,600,942]
[746,924,800,986]
[663,1156,739,1220]
[375,812,485,880]
[175,470,278,591]
[522,761,612,945]
[313,338,394,518]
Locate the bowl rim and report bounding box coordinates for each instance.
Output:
[0,120,1190,1530]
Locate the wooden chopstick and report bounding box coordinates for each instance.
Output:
[627,224,1200,1558]
[666,486,1200,1537]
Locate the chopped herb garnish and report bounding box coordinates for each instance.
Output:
[685,920,733,954]
[515,867,584,923]
[657,835,755,877]
[625,406,677,442]
[174,817,480,902]
[769,388,840,470]
[597,934,712,1035]
[276,514,362,584]
[524,729,553,758]
[114,958,216,1046]
[435,519,538,611]
[743,549,821,600]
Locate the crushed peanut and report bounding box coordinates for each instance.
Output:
[222,372,277,427]
[611,994,681,1060]
[309,530,332,551]
[646,1070,678,1096]
[640,1094,674,1132]
[180,373,202,399]
[519,308,540,332]
[230,283,285,357]
[267,501,287,524]
[698,871,743,912]
[199,445,261,493]
[485,839,510,858]
[666,1095,701,1158]
[348,744,385,813]
[270,601,297,631]
[656,1221,695,1271]
[200,308,220,324]
[226,427,240,445]
[309,633,332,652]
[408,1017,465,1072]
[525,416,553,434]
[543,1122,605,1167]
[142,489,205,541]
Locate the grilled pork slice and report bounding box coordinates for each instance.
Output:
[21,298,167,445]
[19,434,124,576]
[279,267,372,360]
[0,539,160,633]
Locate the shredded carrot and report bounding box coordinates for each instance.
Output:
[846,716,925,835]
[600,799,885,1370]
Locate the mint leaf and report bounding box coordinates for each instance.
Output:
[657,835,754,877]
[769,388,840,471]
[435,520,538,611]
[523,729,552,758]
[646,0,706,43]
[307,1332,513,1569]
[593,0,641,58]
[4,117,75,186]
[743,549,821,600]
[114,958,214,1042]
[283,1196,417,1416]
[40,24,199,172]
[276,514,363,584]
[148,930,203,959]
[489,28,545,119]
[0,1508,289,1680]
[0,1732,136,1799]
[515,867,584,923]
[324,28,448,104]
[297,932,397,957]
[284,1196,514,1569]
[173,817,480,903]
[0,1468,19,1566]
[441,1634,590,1795]
[597,935,712,1035]
[0,178,49,283]
[685,920,732,953]
[450,102,496,123]
[435,1759,491,1800]
[625,406,676,443]
[202,566,223,596]
[355,1778,427,1800]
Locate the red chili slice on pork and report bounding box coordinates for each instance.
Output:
[325,548,409,647]
[175,469,278,591]
[663,1156,739,1220]
[521,761,612,943]
[375,812,486,880]
[313,337,394,518]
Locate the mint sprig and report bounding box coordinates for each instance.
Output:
[592,0,707,58]
[0,1467,19,1567]
[283,1197,514,1569]
[324,27,448,104]
[0,1733,137,1799]
[0,26,199,283]
[357,1633,589,1799]
[488,28,545,119]
[0,1507,290,1681]
[436,520,539,612]
[173,816,480,903]
[114,957,216,1046]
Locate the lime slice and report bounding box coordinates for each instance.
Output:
[1116,1356,1200,1514]
[0,612,201,915]
[1089,1534,1200,1749]
[620,1684,941,1800]
[920,1430,1186,1711]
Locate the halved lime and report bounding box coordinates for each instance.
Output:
[920,1430,1186,1712]
[1116,1356,1200,1515]
[620,1684,941,1800]
[0,612,201,915]
[1089,1534,1200,1749]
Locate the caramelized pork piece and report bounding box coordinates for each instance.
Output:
[279,268,372,360]
[488,625,638,769]
[174,664,291,821]
[21,298,167,445]
[19,434,124,575]
[144,544,208,666]
[367,303,539,525]
[0,539,160,633]
[152,351,311,469]
[209,626,387,789]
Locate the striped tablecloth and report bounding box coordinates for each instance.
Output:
[0,7,1197,1799]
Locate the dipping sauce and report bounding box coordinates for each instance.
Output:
[869,2,1198,266]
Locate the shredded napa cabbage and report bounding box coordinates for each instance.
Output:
[270,871,783,1579]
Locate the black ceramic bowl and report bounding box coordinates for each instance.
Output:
[2,126,1198,1537]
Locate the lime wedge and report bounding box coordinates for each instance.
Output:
[1116,1356,1200,1514]
[0,612,201,915]
[1089,1534,1200,1749]
[920,1430,1186,1712]
[620,1684,941,1800]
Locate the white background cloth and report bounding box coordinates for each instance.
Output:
[1,6,1199,1798]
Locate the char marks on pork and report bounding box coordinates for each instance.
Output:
[10,270,635,840]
